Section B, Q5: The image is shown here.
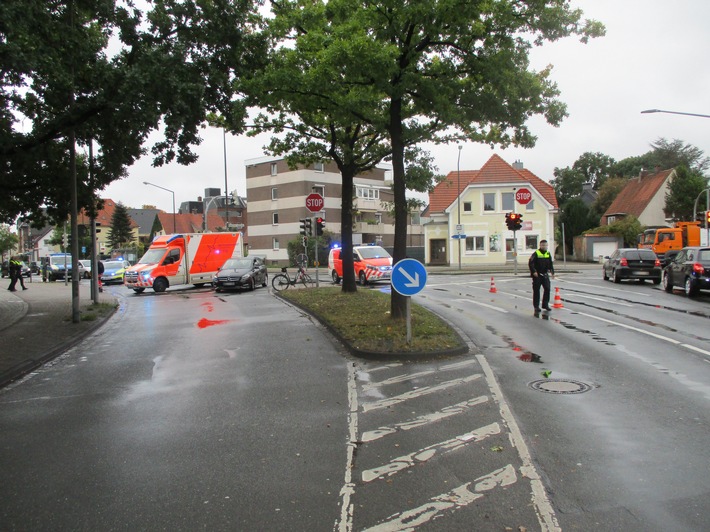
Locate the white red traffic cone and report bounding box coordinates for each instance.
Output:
[552,286,564,309]
[489,276,497,293]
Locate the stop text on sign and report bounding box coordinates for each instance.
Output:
[305,193,324,212]
[515,188,532,205]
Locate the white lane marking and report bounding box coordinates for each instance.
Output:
[361,396,489,443]
[364,363,403,373]
[335,363,359,532]
[361,422,501,483]
[454,298,508,314]
[560,278,651,296]
[363,465,517,531]
[680,343,710,359]
[476,354,561,532]
[574,310,681,344]
[361,369,437,392]
[440,359,479,371]
[361,374,481,413]
[563,293,634,307]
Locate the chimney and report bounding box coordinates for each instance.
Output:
[197,196,202,202]
[638,168,648,180]
[582,182,593,192]
[512,160,524,170]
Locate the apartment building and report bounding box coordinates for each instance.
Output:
[245,156,423,263]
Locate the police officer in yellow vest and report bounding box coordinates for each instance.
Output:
[528,240,554,312]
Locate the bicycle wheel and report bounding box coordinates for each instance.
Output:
[300,273,314,288]
[272,274,291,291]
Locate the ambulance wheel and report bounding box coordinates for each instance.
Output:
[332,270,340,284]
[359,271,367,285]
[153,278,168,293]
[133,288,145,294]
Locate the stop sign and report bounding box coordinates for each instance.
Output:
[515,188,532,205]
[305,192,324,212]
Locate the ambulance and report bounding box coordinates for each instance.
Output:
[328,244,393,285]
[124,233,243,293]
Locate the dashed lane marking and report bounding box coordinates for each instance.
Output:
[453,298,508,313]
[361,422,501,483]
[335,362,359,532]
[361,359,479,392]
[560,278,651,296]
[361,374,482,413]
[360,396,489,443]
[363,465,517,532]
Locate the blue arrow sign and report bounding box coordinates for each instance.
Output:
[391,258,427,296]
[451,234,467,239]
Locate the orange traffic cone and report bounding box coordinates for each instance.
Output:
[489,276,497,293]
[552,286,564,309]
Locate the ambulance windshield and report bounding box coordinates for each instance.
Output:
[139,249,167,264]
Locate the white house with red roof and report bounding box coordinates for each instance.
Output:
[424,155,558,266]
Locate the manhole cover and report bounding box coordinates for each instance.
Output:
[529,379,592,394]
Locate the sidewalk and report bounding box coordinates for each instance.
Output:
[0,279,118,388]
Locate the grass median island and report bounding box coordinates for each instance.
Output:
[280,287,465,354]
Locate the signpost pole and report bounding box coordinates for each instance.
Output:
[313,216,319,288]
[406,296,412,344]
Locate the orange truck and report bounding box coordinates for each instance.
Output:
[638,221,701,262]
[328,244,393,285]
[124,233,243,293]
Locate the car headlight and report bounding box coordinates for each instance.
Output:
[241,274,251,281]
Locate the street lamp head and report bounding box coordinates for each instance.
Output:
[458,145,463,151]
[142,181,149,185]
[640,109,660,114]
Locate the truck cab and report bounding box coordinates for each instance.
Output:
[329,244,393,285]
[638,221,701,264]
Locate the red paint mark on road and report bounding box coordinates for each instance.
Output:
[201,302,214,312]
[197,318,230,329]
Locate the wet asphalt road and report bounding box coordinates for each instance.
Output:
[419,271,710,531]
[1,271,709,531]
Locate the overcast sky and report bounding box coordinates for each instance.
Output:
[104,0,710,213]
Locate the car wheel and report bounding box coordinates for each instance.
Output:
[603,268,609,281]
[613,269,621,284]
[684,277,699,297]
[133,288,145,294]
[332,270,341,285]
[637,278,645,283]
[153,278,168,293]
[359,271,368,285]
[663,272,673,293]
[652,278,661,285]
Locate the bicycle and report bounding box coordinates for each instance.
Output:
[271,265,314,291]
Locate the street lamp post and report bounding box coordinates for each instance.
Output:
[143,181,176,234]
[203,196,221,232]
[457,145,462,270]
[641,109,710,119]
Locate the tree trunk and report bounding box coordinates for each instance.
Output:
[389,98,408,319]
[340,167,357,293]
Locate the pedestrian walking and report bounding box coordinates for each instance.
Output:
[529,240,554,312]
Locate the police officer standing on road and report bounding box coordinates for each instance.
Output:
[7,256,28,292]
[529,240,554,312]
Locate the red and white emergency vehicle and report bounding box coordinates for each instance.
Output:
[328,244,393,285]
[124,233,243,293]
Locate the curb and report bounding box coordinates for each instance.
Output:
[277,293,469,361]
[0,305,118,389]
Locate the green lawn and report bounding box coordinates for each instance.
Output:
[280,287,465,354]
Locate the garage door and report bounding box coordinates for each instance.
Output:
[592,241,618,262]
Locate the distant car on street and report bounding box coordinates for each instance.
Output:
[101,260,131,284]
[213,256,268,292]
[662,246,710,297]
[19,261,31,278]
[602,248,661,284]
[78,260,92,279]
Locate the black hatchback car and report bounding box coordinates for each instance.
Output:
[662,246,710,296]
[213,256,268,292]
[602,248,662,284]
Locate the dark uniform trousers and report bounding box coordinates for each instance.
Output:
[532,274,551,309]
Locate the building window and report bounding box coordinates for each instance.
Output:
[271,187,278,200]
[525,235,538,250]
[502,192,514,212]
[314,162,324,172]
[526,200,535,211]
[270,162,278,176]
[272,212,279,225]
[465,235,485,253]
[463,202,472,212]
[312,185,325,197]
[356,187,379,200]
[483,193,496,212]
[234,210,242,218]
[411,212,421,225]
[375,213,382,224]
[607,215,616,224]
[272,238,279,250]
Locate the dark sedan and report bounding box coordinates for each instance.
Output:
[663,246,710,297]
[213,256,268,292]
[603,248,662,284]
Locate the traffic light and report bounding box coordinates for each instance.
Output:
[302,236,307,247]
[299,218,307,236]
[505,212,523,231]
[315,217,325,236]
[706,210,710,225]
[62,233,68,247]
[305,218,312,236]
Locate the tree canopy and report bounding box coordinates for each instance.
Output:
[107,202,134,250]
[665,165,708,222]
[1,0,265,225]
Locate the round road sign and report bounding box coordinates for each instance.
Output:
[515,188,532,205]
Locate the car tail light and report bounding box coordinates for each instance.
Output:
[693,263,704,275]
[620,258,628,266]
[654,259,661,267]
